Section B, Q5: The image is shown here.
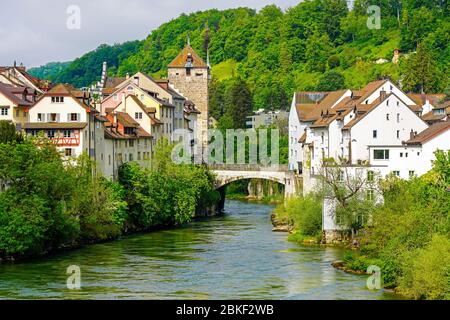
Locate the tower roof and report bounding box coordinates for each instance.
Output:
[168,44,208,69]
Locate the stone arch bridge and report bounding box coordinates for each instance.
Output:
[208,164,300,211]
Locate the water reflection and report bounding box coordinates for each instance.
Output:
[0,200,396,300]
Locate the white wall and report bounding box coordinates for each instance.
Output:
[350,94,428,164]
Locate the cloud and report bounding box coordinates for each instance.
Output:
[0,0,300,67]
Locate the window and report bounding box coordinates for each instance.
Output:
[321,133,324,144]
[63,130,74,138]
[400,152,403,158]
[373,149,389,160]
[135,112,143,120]
[393,171,400,177]
[386,114,389,121]
[129,140,134,147]
[47,130,55,138]
[64,148,73,157]
[37,113,44,122]
[397,113,400,123]
[367,189,374,201]
[405,152,408,158]
[397,130,400,139]
[338,170,344,182]
[138,152,141,160]
[51,96,64,103]
[70,113,79,121]
[49,113,58,122]
[16,109,20,117]
[108,155,111,165]
[373,130,377,139]
[101,153,104,161]
[186,68,191,76]
[129,153,133,161]
[367,170,374,182]
[409,171,415,178]
[140,94,144,101]
[1,107,8,116]
[124,127,134,135]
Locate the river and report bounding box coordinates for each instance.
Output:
[0,200,397,300]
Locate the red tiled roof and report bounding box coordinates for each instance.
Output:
[0,83,36,106]
[168,45,208,69]
[406,121,450,145]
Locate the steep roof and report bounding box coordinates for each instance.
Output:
[406,121,450,145]
[116,112,139,128]
[43,84,98,113]
[168,45,208,69]
[421,111,447,122]
[406,93,446,106]
[355,79,388,104]
[0,83,35,106]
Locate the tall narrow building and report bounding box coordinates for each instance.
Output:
[168,44,210,148]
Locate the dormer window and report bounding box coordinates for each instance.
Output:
[51,96,64,103]
[124,127,135,135]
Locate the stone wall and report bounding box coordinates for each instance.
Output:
[168,67,209,146]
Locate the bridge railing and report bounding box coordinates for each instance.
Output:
[208,164,289,172]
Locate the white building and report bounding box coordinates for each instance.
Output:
[25,84,104,160]
[369,121,450,178]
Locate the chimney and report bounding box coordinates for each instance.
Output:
[126,73,130,80]
[410,129,416,140]
[133,76,139,87]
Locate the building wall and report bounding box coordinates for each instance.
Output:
[288,96,304,171]
[363,80,416,106]
[168,67,209,145]
[349,95,428,164]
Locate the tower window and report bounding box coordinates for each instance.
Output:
[186,68,191,76]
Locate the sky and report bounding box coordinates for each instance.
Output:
[0,0,303,68]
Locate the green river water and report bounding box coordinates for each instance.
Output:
[0,200,397,299]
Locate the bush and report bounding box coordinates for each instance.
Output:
[398,235,450,300]
[275,194,322,239]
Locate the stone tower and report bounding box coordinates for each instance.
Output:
[168,44,210,147]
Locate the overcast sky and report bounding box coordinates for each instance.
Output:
[0,0,306,68]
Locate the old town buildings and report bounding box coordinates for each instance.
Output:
[2,43,205,179]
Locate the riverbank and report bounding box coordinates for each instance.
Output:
[0,140,220,262]
[271,151,450,300]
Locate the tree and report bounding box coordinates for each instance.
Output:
[0,121,23,144]
[401,43,443,93]
[224,78,253,129]
[305,31,334,72]
[318,158,378,239]
[316,71,346,91]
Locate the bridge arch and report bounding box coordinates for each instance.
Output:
[210,165,299,211]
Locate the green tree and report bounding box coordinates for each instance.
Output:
[316,71,346,91]
[224,78,253,129]
[0,121,23,144]
[401,43,443,93]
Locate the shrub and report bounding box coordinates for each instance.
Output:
[398,235,450,300]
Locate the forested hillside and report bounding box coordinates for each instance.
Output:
[29,0,449,114]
